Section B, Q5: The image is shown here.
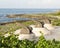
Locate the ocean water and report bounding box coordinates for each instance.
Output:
[0,9,59,23]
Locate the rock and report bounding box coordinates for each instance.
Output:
[42,16,51,24]
[14,29,21,35]
[44,31,60,41]
[43,19,51,24]
[6,14,24,18]
[32,27,51,37]
[43,26,60,41]
[44,24,54,30]
[35,23,42,28]
[18,34,36,41]
[32,20,43,28]
[27,26,33,33]
[14,26,33,35]
[20,27,30,34]
[29,25,36,28]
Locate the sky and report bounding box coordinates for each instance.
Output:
[0,0,60,9]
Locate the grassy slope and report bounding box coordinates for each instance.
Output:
[0,21,35,35]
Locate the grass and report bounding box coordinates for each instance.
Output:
[0,21,35,35]
[0,22,22,35]
[1,34,60,48]
[52,19,60,26]
[0,11,60,48]
[22,21,35,26]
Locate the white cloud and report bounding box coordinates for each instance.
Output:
[0,0,60,8]
[40,0,60,8]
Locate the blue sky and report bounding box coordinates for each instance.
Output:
[0,0,60,9]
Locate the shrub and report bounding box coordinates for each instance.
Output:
[0,35,60,48]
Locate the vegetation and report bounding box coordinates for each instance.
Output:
[52,19,60,26]
[0,21,35,35]
[0,34,35,48]
[0,22,22,35]
[22,21,35,26]
[7,11,60,19]
[50,11,60,16]
[0,11,60,48]
[0,34,60,48]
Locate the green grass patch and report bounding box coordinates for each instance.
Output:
[22,21,35,26]
[0,34,60,48]
[52,19,60,26]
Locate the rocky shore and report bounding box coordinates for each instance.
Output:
[0,11,60,41]
[3,18,60,41]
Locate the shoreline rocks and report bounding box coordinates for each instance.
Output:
[44,24,55,30]
[18,34,36,41]
[3,18,60,41]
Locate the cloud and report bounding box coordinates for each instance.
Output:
[0,0,60,8]
[25,0,60,8]
[40,0,60,8]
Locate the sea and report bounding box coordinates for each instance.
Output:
[0,9,59,23]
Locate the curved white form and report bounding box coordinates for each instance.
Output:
[44,24,54,30]
[44,26,60,41]
[32,28,51,37]
[18,34,36,41]
[12,24,60,41]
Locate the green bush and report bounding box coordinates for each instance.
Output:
[52,19,60,26]
[0,35,35,48]
[35,35,60,48]
[0,35,60,48]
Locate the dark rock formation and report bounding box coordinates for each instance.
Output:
[27,26,33,33]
